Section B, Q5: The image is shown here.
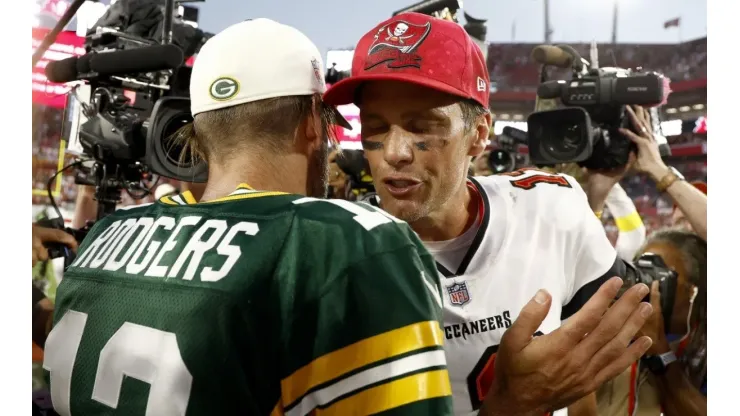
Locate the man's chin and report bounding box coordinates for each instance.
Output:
[380,196,426,223]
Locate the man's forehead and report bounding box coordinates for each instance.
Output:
[357,82,462,116]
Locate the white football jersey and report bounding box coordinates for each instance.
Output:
[429,171,619,416]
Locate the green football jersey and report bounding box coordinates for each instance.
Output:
[45,185,452,416]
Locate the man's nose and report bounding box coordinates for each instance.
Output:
[383,127,414,169]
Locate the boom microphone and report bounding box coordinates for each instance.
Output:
[531,45,573,68]
[46,44,184,83]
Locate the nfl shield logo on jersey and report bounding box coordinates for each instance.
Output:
[447,282,471,306]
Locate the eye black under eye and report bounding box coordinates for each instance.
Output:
[415,142,430,151]
[362,140,383,150]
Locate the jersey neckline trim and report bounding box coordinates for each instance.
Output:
[157,183,288,206]
[436,177,491,278]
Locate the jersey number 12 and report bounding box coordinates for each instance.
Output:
[43,310,193,416]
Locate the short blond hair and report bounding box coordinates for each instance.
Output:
[173,94,338,165]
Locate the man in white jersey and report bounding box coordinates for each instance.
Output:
[325,12,653,416]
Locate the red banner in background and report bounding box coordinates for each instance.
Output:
[334,104,361,149]
[32,28,85,108]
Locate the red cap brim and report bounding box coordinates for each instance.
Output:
[324,72,476,107]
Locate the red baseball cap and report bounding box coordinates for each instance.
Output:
[323,12,490,109]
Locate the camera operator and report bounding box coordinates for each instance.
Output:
[619,106,707,240]
[32,223,77,347]
[597,229,707,416]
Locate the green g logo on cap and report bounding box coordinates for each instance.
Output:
[209,77,240,101]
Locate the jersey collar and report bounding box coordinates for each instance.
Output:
[435,177,491,278]
[158,183,287,206]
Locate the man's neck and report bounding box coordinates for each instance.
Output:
[407,181,477,243]
[200,153,308,202]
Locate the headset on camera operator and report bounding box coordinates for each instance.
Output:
[598,229,707,416]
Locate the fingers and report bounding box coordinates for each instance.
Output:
[591,336,652,389]
[36,227,79,251]
[558,276,624,340]
[624,106,651,139]
[575,282,650,358]
[650,281,661,311]
[33,244,48,265]
[619,127,648,146]
[587,299,653,373]
[500,289,552,353]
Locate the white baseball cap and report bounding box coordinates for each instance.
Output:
[189,18,351,129]
[154,183,178,200]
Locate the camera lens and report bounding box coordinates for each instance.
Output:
[160,113,194,168]
[542,121,588,160]
[488,149,516,173]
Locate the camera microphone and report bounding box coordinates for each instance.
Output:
[531,44,587,72]
[531,45,573,68]
[46,44,185,83]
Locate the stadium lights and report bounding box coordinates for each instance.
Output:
[692,104,705,110]
[665,108,678,114]
[679,106,691,112]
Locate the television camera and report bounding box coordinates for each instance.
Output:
[488,127,529,174]
[514,43,672,170]
[35,0,210,259]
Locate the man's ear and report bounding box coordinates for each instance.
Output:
[302,94,324,147]
[468,112,492,158]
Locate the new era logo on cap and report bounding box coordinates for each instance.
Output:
[477,77,487,92]
[324,12,490,109]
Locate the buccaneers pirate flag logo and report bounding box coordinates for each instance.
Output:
[365,20,431,70]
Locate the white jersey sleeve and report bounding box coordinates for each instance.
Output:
[493,169,621,320]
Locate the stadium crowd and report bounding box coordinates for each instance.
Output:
[488,37,707,92]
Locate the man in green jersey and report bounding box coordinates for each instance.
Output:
[45,19,453,415]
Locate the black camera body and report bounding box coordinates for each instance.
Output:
[623,252,679,326]
[527,64,670,170]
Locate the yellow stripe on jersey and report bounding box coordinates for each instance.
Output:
[181,191,198,204]
[237,182,255,190]
[208,191,288,203]
[159,195,178,205]
[615,211,643,232]
[270,401,284,416]
[281,321,444,406]
[314,369,451,416]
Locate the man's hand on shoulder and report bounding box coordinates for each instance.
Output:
[480,277,653,416]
